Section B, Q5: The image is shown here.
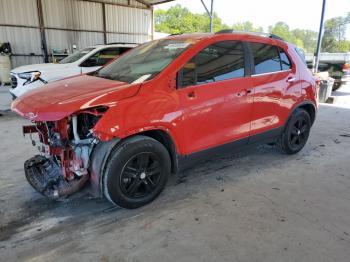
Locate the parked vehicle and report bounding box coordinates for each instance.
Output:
[306,53,350,91]
[10,43,137,98]
[12,32,318,209]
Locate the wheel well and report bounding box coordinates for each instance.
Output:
[298,103,316,125]
[135,130,179,174]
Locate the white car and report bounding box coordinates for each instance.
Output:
[10,43,137,98]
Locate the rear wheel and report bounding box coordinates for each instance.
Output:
[332,82,341,91]
[280,108,311,154]
[103,136,171,209]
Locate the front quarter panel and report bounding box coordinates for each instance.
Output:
[92,82,185,153]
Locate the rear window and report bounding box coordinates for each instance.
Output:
[250,43,292,74]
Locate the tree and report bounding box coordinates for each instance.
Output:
[322,13,350,52]
[268,22,294,42]
[154,4,229,34]
[291,29,318,53]
[155,5,349,53]
[232,21,263,32]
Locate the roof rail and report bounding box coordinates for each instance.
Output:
[215,30,285,41]
[106,42,138,45]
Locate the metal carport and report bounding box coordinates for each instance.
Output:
[0,0,174,68]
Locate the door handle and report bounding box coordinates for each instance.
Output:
[287,77,296,83]
[236,89,252,97]
[187,91,196,98]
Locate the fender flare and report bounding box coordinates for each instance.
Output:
[285,100,317,127]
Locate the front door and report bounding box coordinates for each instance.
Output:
[176,40,254,155]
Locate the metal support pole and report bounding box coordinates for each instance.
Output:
[102,3,107,44]
[36,0,49,63]
[200,0,214,33]
[314,0,327,73]
[209,0,214,33]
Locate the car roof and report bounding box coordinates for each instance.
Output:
[90,43,138,49]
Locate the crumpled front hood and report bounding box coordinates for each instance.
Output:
[11,75,140,121]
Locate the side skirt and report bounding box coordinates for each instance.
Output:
[177,126,284,172]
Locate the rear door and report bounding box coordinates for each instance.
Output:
[176,40,254,154]
[248,42,298,141]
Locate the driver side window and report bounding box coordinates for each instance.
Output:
[178,40,245,88]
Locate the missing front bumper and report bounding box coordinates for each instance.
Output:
[24,155,88,199]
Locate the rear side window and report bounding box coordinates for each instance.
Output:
[179,40,245,88]
[250,43,281,74]
[279,48,291,70]
[96,47,131,66]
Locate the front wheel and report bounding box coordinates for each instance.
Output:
[280,108,311,154]
[103,136,171,209]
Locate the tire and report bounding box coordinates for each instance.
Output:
[279,108,311,154]
[103,135,171,209]
[332,82,341,91]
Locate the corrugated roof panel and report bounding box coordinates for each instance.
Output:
[107,33,150,44]
[93,0,174,6]
[45,29,104,52]
[106,4,152,35]
[93,0,147,8]
[10,56,44,69]
[0,26,42,54]
[0,0,39,26]
[42,0,104,31]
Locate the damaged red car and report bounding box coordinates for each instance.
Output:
[12,31,317,209]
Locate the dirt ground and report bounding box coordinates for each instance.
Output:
[1,85,350,262]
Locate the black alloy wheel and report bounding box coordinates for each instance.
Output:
[280,108,311,154]
[288,116,309,151]
[120,152,162,199]
[104,136,171,209]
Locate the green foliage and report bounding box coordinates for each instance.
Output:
[291,29,318,53]
[155,6,349,53]
[154,4,229,34]
[232,21,263,32]
[322,12,350,52]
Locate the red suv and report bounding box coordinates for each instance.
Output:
[12,32,317,209]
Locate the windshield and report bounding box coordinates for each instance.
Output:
[59,47,95,64]
[96,39,193,83]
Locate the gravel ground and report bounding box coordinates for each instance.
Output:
[0,84,350,262]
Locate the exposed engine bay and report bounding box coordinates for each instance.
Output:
[23,108,106,199]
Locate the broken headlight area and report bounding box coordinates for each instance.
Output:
[22,107,107,199]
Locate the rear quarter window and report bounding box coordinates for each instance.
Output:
[250,42,292,74]
[250,43,281,74]
[279,48,292,70]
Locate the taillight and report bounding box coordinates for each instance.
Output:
[343,63,349,73]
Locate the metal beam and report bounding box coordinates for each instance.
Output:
[134,0,151,7]
[102,3,107,44]
[314,0,327,73]
[149,0,175,5]
[0,24,150,37]
[80,0,151,10]
[36,0,49,63]
[200,0,214,33]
